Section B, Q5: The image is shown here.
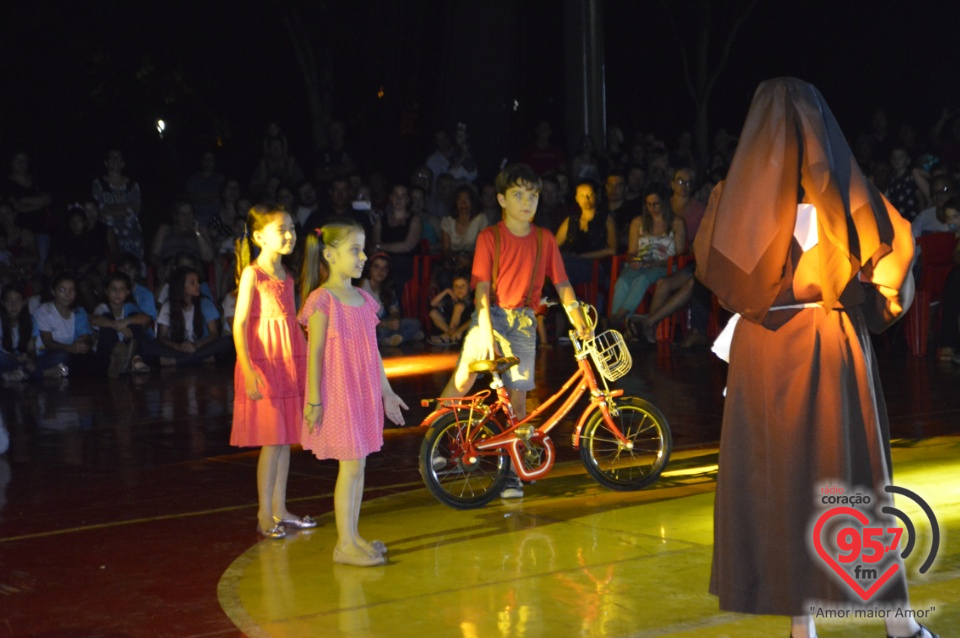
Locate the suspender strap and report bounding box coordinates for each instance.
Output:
[491,225,501,304]
[489,224,543,310]
[523,228,543,309]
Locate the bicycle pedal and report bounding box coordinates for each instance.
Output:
[514,425,535,439]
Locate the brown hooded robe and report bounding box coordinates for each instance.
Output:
[694,78,915,615]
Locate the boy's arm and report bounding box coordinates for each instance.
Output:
[473,281,497,360]
[554,281,592,339]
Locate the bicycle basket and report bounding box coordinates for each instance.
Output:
[584,330,632,381]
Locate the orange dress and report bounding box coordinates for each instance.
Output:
[230,265,307,447]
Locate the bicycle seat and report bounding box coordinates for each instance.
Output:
[468,356,520,375]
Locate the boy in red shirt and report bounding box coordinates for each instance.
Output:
[440,163,591,498]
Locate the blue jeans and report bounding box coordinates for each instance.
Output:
[610,264,668,317]
[376,318,423,345]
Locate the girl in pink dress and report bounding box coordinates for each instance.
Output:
[231,203,313,539]
[298,220,408,567]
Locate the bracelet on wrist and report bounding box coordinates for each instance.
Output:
[308,402,322,408]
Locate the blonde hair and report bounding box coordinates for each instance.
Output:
[299,219,364,306]
[234,202,287,286]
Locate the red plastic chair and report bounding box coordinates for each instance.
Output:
[572,259,604,309]
[904,232,958,356]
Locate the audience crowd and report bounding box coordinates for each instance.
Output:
[2,105,959,383]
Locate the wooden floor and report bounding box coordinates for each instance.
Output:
[1,334,958,637]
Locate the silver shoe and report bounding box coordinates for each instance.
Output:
[257,524,286,539]
[273,515,318,529]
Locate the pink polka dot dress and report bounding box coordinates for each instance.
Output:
[297,287,384,460]
[231,265,307,447]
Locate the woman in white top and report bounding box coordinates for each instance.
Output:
[609,185,686,324]
[440,185,488,254]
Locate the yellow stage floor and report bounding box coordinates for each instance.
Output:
[218,437,959,637]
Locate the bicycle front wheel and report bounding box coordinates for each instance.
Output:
[580,396,672,491]
[419,410,508,509]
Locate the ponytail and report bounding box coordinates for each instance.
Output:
[234,226,254,288]
[234,202,285,287]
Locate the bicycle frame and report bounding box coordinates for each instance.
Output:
[422,339,634,482]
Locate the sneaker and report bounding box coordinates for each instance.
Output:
[411,331,425,342]
[500,474,524,499]
[431,454,446,471]
[427,335,452,347]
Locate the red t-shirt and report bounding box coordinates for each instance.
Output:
[471,222,568,309]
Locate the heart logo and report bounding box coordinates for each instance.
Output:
[813,506,900,602]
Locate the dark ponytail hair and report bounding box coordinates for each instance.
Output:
[234,201,286,287]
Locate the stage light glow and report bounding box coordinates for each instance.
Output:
[382,352,459,378]
[377,85,385,99]
[156,119,166,139]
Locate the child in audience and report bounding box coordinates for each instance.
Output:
[155,266,232,366]
[90,273,152,377]
[427,271,472,346]
[33,272,94,376]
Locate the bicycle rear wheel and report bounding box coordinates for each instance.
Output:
[419,410,508,509]
[580,396,672,491]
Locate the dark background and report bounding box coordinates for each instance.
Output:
[1,1,958,220]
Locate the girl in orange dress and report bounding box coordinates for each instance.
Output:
[230,203,313,539]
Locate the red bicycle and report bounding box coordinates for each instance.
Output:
[418,303,672,509]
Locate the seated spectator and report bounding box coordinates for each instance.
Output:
[912,176,956,237]
[359,252,423,346]
[426,127,478,186]
[570,135,601,183]
[441,185,487,255]
[533,176,566,232]
[609,185,686,327]
[373,185,423,290]
[91,149,144,261]
[886,148,922,221]
[0,201,39,283]
[49,203,116,311]
[315,119,359,184]
[116,253,157,323]
[624,164,646,202]
[149,202,215,287]
[33,272,94,375]
[606,171,642,251]
[516,119,567,176]
[155,266,232,366]
[669,167,705,245]
[249,125,304,200]
[632,168,705,344]
[5,151,55,269]
[184,151,224,225]
[427,271,472,346]
[554,180,616,307]
[410,185,441,252]
[207,179,243,246]
[155,252,214,306]
[0,284,65,382]
[90,273,152,377]
[479,183,501,226]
